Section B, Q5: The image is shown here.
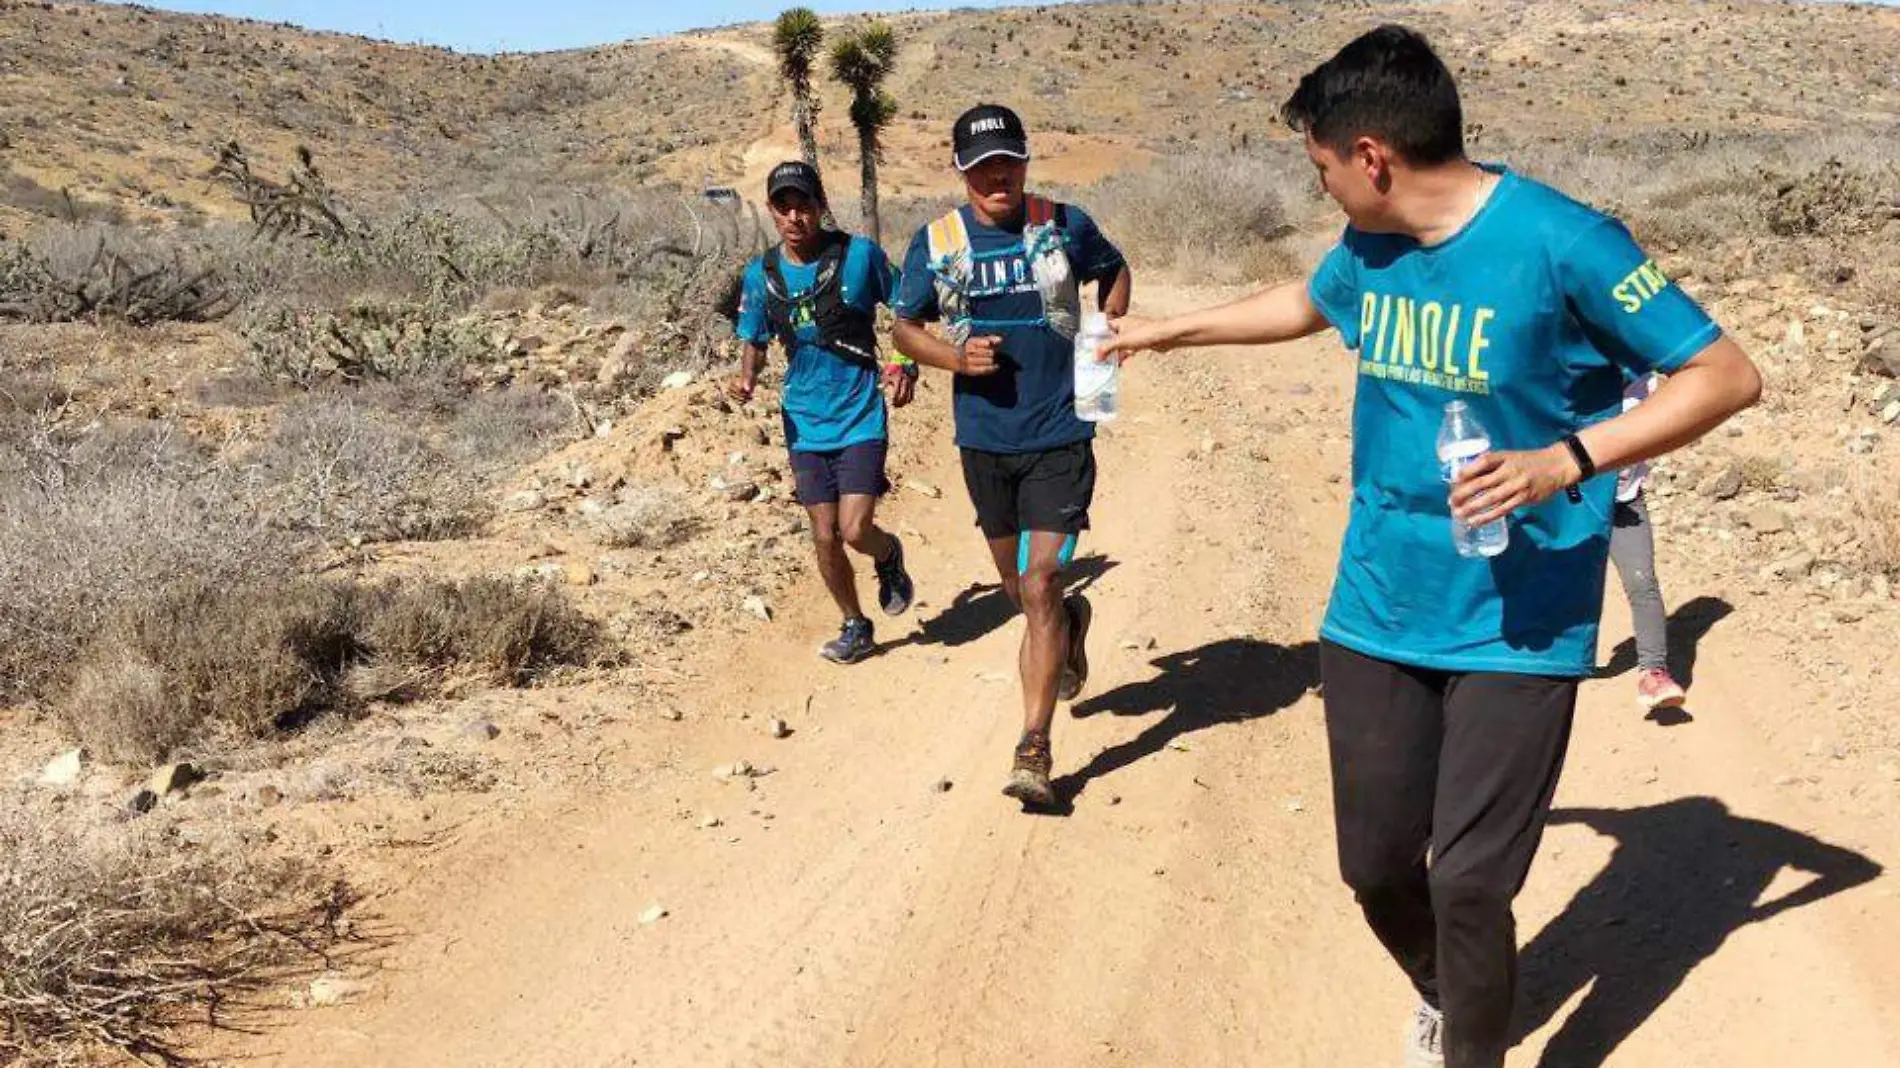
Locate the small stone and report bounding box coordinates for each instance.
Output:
[306,974,369,1008]
[1286,799,1305,814]
[502,489,547,513]
[149,761,204,797]
[660,371,695,390]
[907,480,943,499]
[1701,465,1745,501]
[1759,552,1816,580]
[564,563,597,587]
[1743,506,1789,534]
[37,748,86,788]
[699,814,723,829]
[638,904,668,925]
[769,718,792,739]
[126,788,158,815]
[256,785,284,808]
[1883,401,1900,425]
[658,708,684,722]
[713,760,755,782]
[933,778,954,794]
[741,596,772,621]
[1199,436,1221,455]
[1166,739,1192,753]
[462,721,501,743]
[724,481,760,503]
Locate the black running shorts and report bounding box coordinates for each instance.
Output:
[959,440,1095,539]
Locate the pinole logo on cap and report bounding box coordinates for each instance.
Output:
[952,104,1030,171]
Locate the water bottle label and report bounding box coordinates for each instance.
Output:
[1437,440,1489,484]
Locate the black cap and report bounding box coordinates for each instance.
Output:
[952,104,1029,171]
[766,160,824,203]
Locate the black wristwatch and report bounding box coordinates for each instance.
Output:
[1560,433,1595,503]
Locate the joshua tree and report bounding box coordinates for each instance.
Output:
[829,22,899,245]
[772,8,825,171]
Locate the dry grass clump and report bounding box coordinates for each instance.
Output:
[0,806,352,1066]
[58,579,363,765]
[358,576,604,688]
[56,576,604,766]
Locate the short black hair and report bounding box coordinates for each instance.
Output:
[1281,25,1464,166]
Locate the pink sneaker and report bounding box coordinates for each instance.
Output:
[1637,668,1686,710]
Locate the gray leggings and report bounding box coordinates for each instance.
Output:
[1609,493,1668,670]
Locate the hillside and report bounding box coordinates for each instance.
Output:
[4,0,1900,230]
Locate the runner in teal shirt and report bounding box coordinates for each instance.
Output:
[1307,169,1721,677]
[1103,26,1761,1068]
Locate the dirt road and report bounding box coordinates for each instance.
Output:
[241,286,1899,1068]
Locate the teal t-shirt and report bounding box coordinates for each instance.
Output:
[1308,168,1721,676]
[736,234,897,452]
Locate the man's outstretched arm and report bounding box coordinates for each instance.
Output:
[1101,279,1331,358]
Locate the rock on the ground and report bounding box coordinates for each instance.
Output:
[502,489,547,513]
[149,761,204,797]
[1743,506,1790,534]
[660,371,695,390]
[37,748,87,788]
[638,904,668,925]
[462,721,501,743]
[256,784,284,808]
[1701,464,1745,501]
[742,596,773,621]
[304,974,370,1008]
[769,718,792,739]
[907,479,943,499]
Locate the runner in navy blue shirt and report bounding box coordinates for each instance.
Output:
[892,104,1132,808]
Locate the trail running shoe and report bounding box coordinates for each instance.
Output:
[1404,1002,1445,1068]
[1637,667,1687,710]
[1001,730,1055,807]
[875,536,914,617]
[820,617,875,665]
[1057,594,1092,703]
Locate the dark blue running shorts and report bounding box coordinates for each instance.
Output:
[790,440,890,506]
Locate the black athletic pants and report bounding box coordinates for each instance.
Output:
[1321,640,1579,1068]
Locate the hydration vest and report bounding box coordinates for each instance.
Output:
[761,231,880,366]
[924,194,1080,346]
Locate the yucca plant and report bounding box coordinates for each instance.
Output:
[772,8,825,171]
[829,22,899,245]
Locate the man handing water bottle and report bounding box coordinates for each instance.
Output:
[1103,26,1759,1068]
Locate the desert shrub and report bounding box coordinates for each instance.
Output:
[0,424,291,705]
[251,392,491,543]
[55,574,601,764]
[0,805,349,1066]
[0,223,235,325]
[1079,150,1308,281]
[443,385,578,468]
[58,579,363,763]
[359,576,603,686]
[1853,462,1900,580]
[241,299,500,387]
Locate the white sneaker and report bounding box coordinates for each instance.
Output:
[1404,1002,1445,1068]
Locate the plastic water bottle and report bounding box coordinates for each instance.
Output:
[1073,312,1119,422]
[1437,400,1509,558]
